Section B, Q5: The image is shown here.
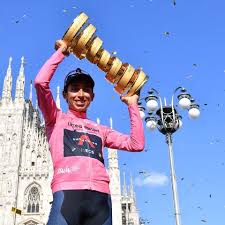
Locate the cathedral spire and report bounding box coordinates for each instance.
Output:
[7,57,12,76]
[108,117,119,168]
[96,117,100,124]
[2,57,13,103]
[56,86,61,109]
[109,117,113,129]
[15,56,25,103]
[122,172,127,196]
[19,56,25,75]
[29,80,33,102]
[130,173,135,198]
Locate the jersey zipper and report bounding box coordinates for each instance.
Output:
[83,119,92,190]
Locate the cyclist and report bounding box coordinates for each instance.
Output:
[35,40,145,225]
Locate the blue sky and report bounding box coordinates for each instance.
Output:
[1,0,225,224]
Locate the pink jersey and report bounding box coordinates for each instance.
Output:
[35,48,145,194]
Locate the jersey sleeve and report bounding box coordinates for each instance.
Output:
[104,104,145,152]
[34,48,65,127]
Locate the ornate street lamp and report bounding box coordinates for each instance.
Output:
[139,87,200,225]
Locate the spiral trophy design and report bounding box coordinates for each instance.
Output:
[61,12,149,96]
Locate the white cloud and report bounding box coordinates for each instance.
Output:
[134,172,168,187]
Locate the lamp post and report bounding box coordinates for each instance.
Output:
[139,87,200,225]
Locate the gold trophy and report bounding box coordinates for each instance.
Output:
[59,12,149,96]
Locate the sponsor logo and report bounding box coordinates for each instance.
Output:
[63,129,104,164]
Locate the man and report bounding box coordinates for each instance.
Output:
[35,40,145,225]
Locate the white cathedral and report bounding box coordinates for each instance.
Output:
[0,57,141,225]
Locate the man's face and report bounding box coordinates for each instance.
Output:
[64,82,94,112]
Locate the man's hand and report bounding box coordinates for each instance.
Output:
[120,93,139,106]
[55,39,72,56]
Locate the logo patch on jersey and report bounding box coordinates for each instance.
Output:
[63,129,104,164]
